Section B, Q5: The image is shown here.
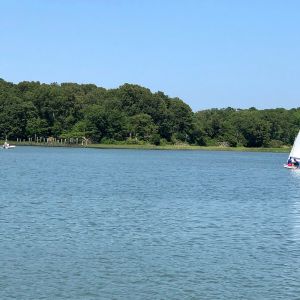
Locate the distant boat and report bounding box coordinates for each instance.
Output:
[284,130,300,169]
[2,141,16,149]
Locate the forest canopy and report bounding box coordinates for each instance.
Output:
[0,78,299,147]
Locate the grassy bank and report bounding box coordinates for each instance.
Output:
[6,140,290,153]
[89,143,290,152]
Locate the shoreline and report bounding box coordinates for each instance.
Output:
[5,141,290,153]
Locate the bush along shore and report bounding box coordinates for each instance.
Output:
[0,78,299,149]
[4,139,290,153]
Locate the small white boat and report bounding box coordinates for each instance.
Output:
[284,130,300,169]
[2,141,16,149]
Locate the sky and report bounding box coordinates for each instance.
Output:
[1,0,300,111]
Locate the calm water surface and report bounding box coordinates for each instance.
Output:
[0,147,299,299]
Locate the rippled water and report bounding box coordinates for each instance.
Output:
[0,147,299,299]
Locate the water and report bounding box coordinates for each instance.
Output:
[0,147,299,299]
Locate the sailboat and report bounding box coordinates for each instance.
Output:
[284,130,300,169]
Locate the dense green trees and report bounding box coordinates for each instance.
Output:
[0,78,299,147]
[193,108,300,147]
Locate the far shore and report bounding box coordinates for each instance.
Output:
[3,140,290,153]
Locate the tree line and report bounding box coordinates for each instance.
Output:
[0,78,299,147]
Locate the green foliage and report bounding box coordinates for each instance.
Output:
[193,107,299,148]
[129,113,157,141]
[150,133,161,145]
[0,79,298,147]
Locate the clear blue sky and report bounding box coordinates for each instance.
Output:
[1,0,300,111]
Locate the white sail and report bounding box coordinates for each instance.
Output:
[289,130,300,160]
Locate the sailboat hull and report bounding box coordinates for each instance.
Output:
[284,164,299,169]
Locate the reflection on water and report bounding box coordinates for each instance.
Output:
[0,147,300,299]
[290,170,300,241]
[292,199,300,241]
[290,169,300,179]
